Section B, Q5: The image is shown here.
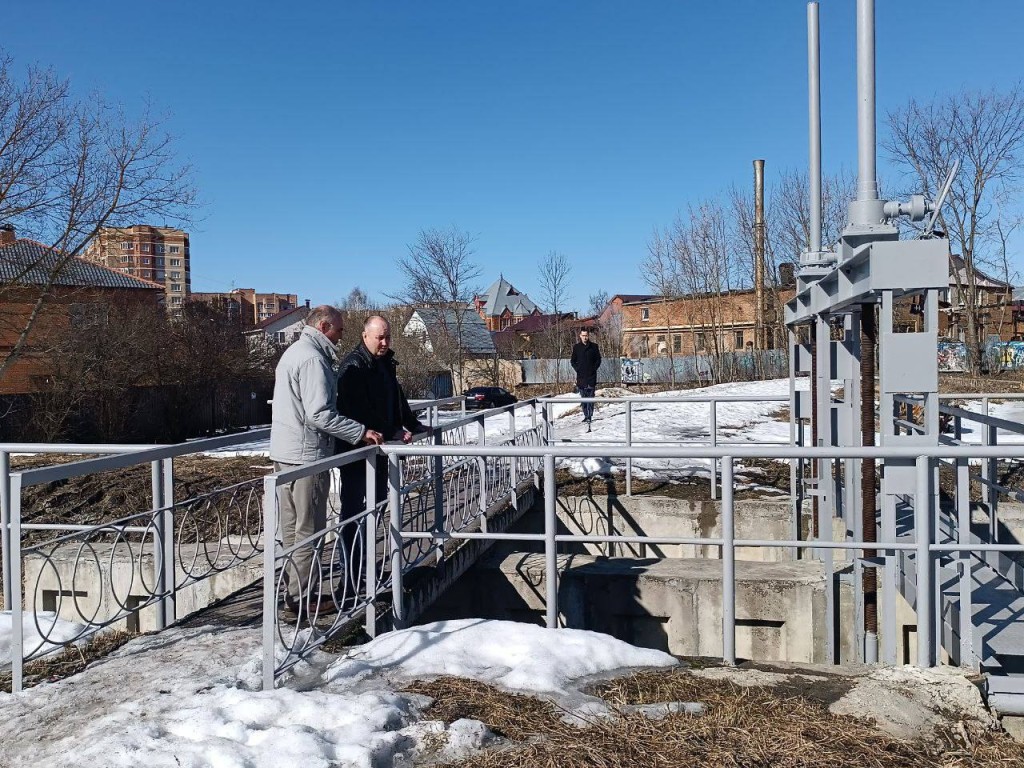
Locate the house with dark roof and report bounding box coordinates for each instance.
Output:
[242,303,310,352]
[473,276,542,331]
[404,307,497,356]
[492,312,578,359]
[0,228,165,394]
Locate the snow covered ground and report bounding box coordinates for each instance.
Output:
[0,611,89,667]
[0,619,677,768]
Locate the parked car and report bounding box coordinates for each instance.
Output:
[463,386,517,410]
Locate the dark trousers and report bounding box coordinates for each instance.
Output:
[337,460,388,602]
[579,386,595,421]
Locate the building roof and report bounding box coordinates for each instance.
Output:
[409,307,497,355]
[611,294,662,304]
[1,240,164,290]
[255,304,309,331]
[479,276,539,317]
[949,254,1011,290]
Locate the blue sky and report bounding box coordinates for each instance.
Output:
[5,1,1024,312]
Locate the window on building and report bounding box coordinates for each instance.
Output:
[640,307,650,322]
[672,334,682,353]
[155,271,165,281]
[169,246,180,254]
[275,331,287,344]
[120,241,132,250]
[142,257,150,265]
[170,258,181,267]
[171,284,182,292]
[120,255,131,263]
[170,271,180,279]
[171,297,182,306]
[734,331,744,349]
[695,332,706,351]
[156,245,165,254]
[154,257,164,267]
[141,244,150,253]
[121,268,130,273]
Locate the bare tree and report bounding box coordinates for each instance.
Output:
[537,250,572,383]
[640,224,681,384]
[0,56,196,386]
[395,225,482,385]
[885,84,1024,374]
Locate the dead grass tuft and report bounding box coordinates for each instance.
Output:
[408,669,1024,768]
[0,628,137,693]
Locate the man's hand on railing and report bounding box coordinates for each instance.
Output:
[362,429,384,446]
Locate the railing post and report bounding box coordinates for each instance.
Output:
[544,453,558,628]
[956,456,973,668]
[710,400,718,500]
[389,452,405,629]
[625,401,633,497]
[1,449,11,610]
[721,457,735,665]
[432,430,445,564]
[261,474,278,691]
[988,422,999,542]
[161,458,176,627]
[508,409,517,504]
[914,455,933,667]
[10,473,23,692]
[477,457,489,531]
[364,451,378,638]
[151,460,167,631]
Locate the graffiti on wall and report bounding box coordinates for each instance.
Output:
[937,341,1024,372]
[937,342,967,372]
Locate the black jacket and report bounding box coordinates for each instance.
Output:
[336,343,425,450]
[570,341,601,388]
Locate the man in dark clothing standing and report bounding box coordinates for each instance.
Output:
[570,328,601,432]
[337,315,429,519]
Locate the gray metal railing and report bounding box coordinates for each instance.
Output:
[3,429,272,691]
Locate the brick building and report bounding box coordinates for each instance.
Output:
[0,229,165,394]
[82,225,190,314]
[620,288,796,357]
[190,288,299,327]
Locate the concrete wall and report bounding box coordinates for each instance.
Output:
[22,537,263,633]
[423,551,855,664]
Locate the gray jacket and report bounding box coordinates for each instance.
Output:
[269,326,367,464]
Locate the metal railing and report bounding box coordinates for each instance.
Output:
[261,398,544,687]
[3,430,272,690]
[382,441,1024,681]
[536,393,792,497]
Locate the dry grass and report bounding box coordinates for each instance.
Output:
[0,628,137,693]
[407,670,1024,768]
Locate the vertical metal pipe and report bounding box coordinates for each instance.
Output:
[710,400,718,500]
[915,455,933,667]
[956,457,973,668]
[753,159,766,348]
[151,461,166,631]
[544,453,558,629]
[722,457,736,665]
[625,401,633,496]
[810,323,820,538]
[432,430,445,564]
[261,475,278,690]
[389,453,405,629]
[10,473,23,692]
[161,458,176,627]
[860,305,878,657]
[365,453,378,638]
[856,0,879,202]
[807,1,822,252]
[2,449,13,610]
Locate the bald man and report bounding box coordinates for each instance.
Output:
[337,315,429,518]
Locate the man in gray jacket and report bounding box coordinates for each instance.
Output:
[270,305,383,615]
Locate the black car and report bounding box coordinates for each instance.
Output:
[464,386,517,410]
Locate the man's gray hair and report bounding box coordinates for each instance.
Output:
[307,305,342,328]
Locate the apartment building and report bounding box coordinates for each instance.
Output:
[190,288,299,327]
[83,225,190,312]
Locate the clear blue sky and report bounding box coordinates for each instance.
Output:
[5,1,1024,312]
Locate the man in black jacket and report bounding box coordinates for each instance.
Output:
[570,328,601,432]
[337,315,429,522]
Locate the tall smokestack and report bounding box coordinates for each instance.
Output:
[754,159,766,349]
